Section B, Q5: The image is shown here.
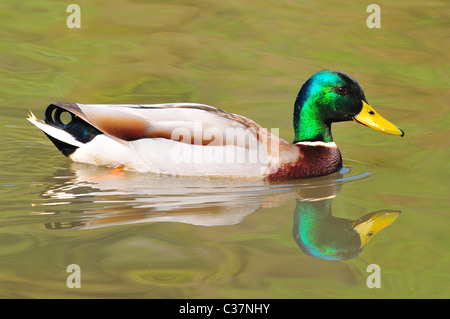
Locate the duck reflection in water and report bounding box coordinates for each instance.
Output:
[39,164,400,260]
[292,179,400,260]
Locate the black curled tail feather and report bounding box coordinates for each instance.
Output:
[44,103,103,157]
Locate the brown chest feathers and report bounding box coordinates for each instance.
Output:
[267,143,342,180]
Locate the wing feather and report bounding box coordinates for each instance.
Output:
[47,102,287,153]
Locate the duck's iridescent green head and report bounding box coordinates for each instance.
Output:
[293,70,404,143]
[293,198,401,261]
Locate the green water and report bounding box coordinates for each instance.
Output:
[0,0,448,298]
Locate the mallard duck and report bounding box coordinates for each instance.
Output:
[28,70,404,179]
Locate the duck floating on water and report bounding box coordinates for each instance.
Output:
[28,70,404,179]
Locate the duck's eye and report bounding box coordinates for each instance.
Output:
[335,86,348,95]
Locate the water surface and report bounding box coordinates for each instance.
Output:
[0,0,448,298]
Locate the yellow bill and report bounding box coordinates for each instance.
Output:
[354,101,404,136]
[352,210,401,247]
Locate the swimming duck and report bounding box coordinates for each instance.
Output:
[28,70,404,179]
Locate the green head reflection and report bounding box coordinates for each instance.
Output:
[293,195,400,260]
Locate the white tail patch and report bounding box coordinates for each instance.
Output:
[27,113,84,148]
